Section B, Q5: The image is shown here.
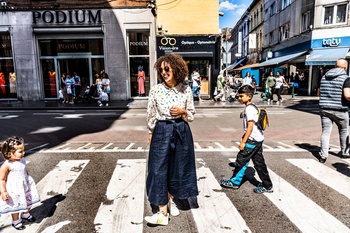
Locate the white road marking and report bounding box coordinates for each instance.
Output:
[194,142,202,149]
[0,160,89,232]
[192,159,251,233]
[94,159,146,233]
[214,142,226,149]
[55,114,84,119]
[41,220,71,233]
[266,169,350,233]
[287,159,350,199]
[30,127,64,134]
[125,143,135,150]
[278,142,298,150]
[229,158,350,232]
[26,143,50,152]
[0,115,19,119]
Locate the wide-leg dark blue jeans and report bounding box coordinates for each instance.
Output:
[146,118,199,206]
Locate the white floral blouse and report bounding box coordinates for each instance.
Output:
[147,83,195,133]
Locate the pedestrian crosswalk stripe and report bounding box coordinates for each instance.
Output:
[0,160,89,232]
[36,141,312,153]
[193,159,251,233]
[229,158,350,233]
[287,159,350,199]
[94,159,146,233]
[266,168,350,233]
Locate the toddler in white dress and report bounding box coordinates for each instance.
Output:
[0,136,40,230]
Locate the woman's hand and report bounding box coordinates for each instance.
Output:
[170,106,185,117]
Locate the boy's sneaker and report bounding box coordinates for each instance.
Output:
[253,183,273,194]
[144,211,169,226]
[168,200,180,216]
[220,178,240,189]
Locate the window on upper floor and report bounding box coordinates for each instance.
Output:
[279,23,290,41]
[269,31,275,43]
[270,2,276,16]
[323,3,348,25]
[282,0,291,10]
[301,11,310,32]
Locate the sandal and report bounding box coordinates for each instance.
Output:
[12,222,26,230]
[220,178,240,189]
[22,214,36,222]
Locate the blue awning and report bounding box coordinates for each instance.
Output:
[305,48,349,66]
[227,58,246,70]
[258,51,307,67]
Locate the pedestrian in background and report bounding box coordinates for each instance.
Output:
[318,58,350,163]
[214,70,226,102]
[266,71,276,103]
[191,68,201,100]
[65,74,75,104]
[144,53,198,226]
[275,71,289,103]
[60,73,68,103]
[0,136,40,230]
[220,85,273,194]
[73,72,81,99]
[99,72,110,107]
[243,72,252,86]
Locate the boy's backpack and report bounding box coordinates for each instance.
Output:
[250,104,269,130]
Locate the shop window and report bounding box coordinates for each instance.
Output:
[39,38,104,99]
[323,4,348,25]
[301,11,310,32]
[128,31,150,97]
[0,33,16,99]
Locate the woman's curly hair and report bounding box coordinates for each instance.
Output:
[154,53,189,84]
[1,136,24,159]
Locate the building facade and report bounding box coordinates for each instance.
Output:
[228,0,350,95]
[155,0,221,99]
[0,1,156,101]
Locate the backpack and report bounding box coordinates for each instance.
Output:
[250,104,269,130]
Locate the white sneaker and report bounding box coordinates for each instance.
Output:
[105,103,109,107]
[144,211,169,225]
[168,200,180,216]
[99,103,103,107]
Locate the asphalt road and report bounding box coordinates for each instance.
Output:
[0,106,349,233]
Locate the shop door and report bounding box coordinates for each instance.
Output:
[58,58,90,97]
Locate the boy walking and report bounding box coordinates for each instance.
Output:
[220,85,273,193]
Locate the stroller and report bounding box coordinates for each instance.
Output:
[82,84,101,103]
[228,79,242,102]
[261,89,272,101]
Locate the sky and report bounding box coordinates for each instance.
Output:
[219,0,254,29]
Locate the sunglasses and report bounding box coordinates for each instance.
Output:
[158,66,171,73]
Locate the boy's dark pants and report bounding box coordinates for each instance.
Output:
[230,139,273,188]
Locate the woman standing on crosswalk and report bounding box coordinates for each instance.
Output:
[145,53,199,226]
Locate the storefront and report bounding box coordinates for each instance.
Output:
[156,35,220,99]
[306,32,350,95]
[0,8,155,101]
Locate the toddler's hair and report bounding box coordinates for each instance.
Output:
[238,84,254,96]
[1,136,24,159]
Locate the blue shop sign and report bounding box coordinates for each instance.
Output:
[311,36,350,48]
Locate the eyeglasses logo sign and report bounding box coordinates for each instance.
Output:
[160,37,176,46]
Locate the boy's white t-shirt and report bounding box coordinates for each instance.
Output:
[243,105,264,142]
